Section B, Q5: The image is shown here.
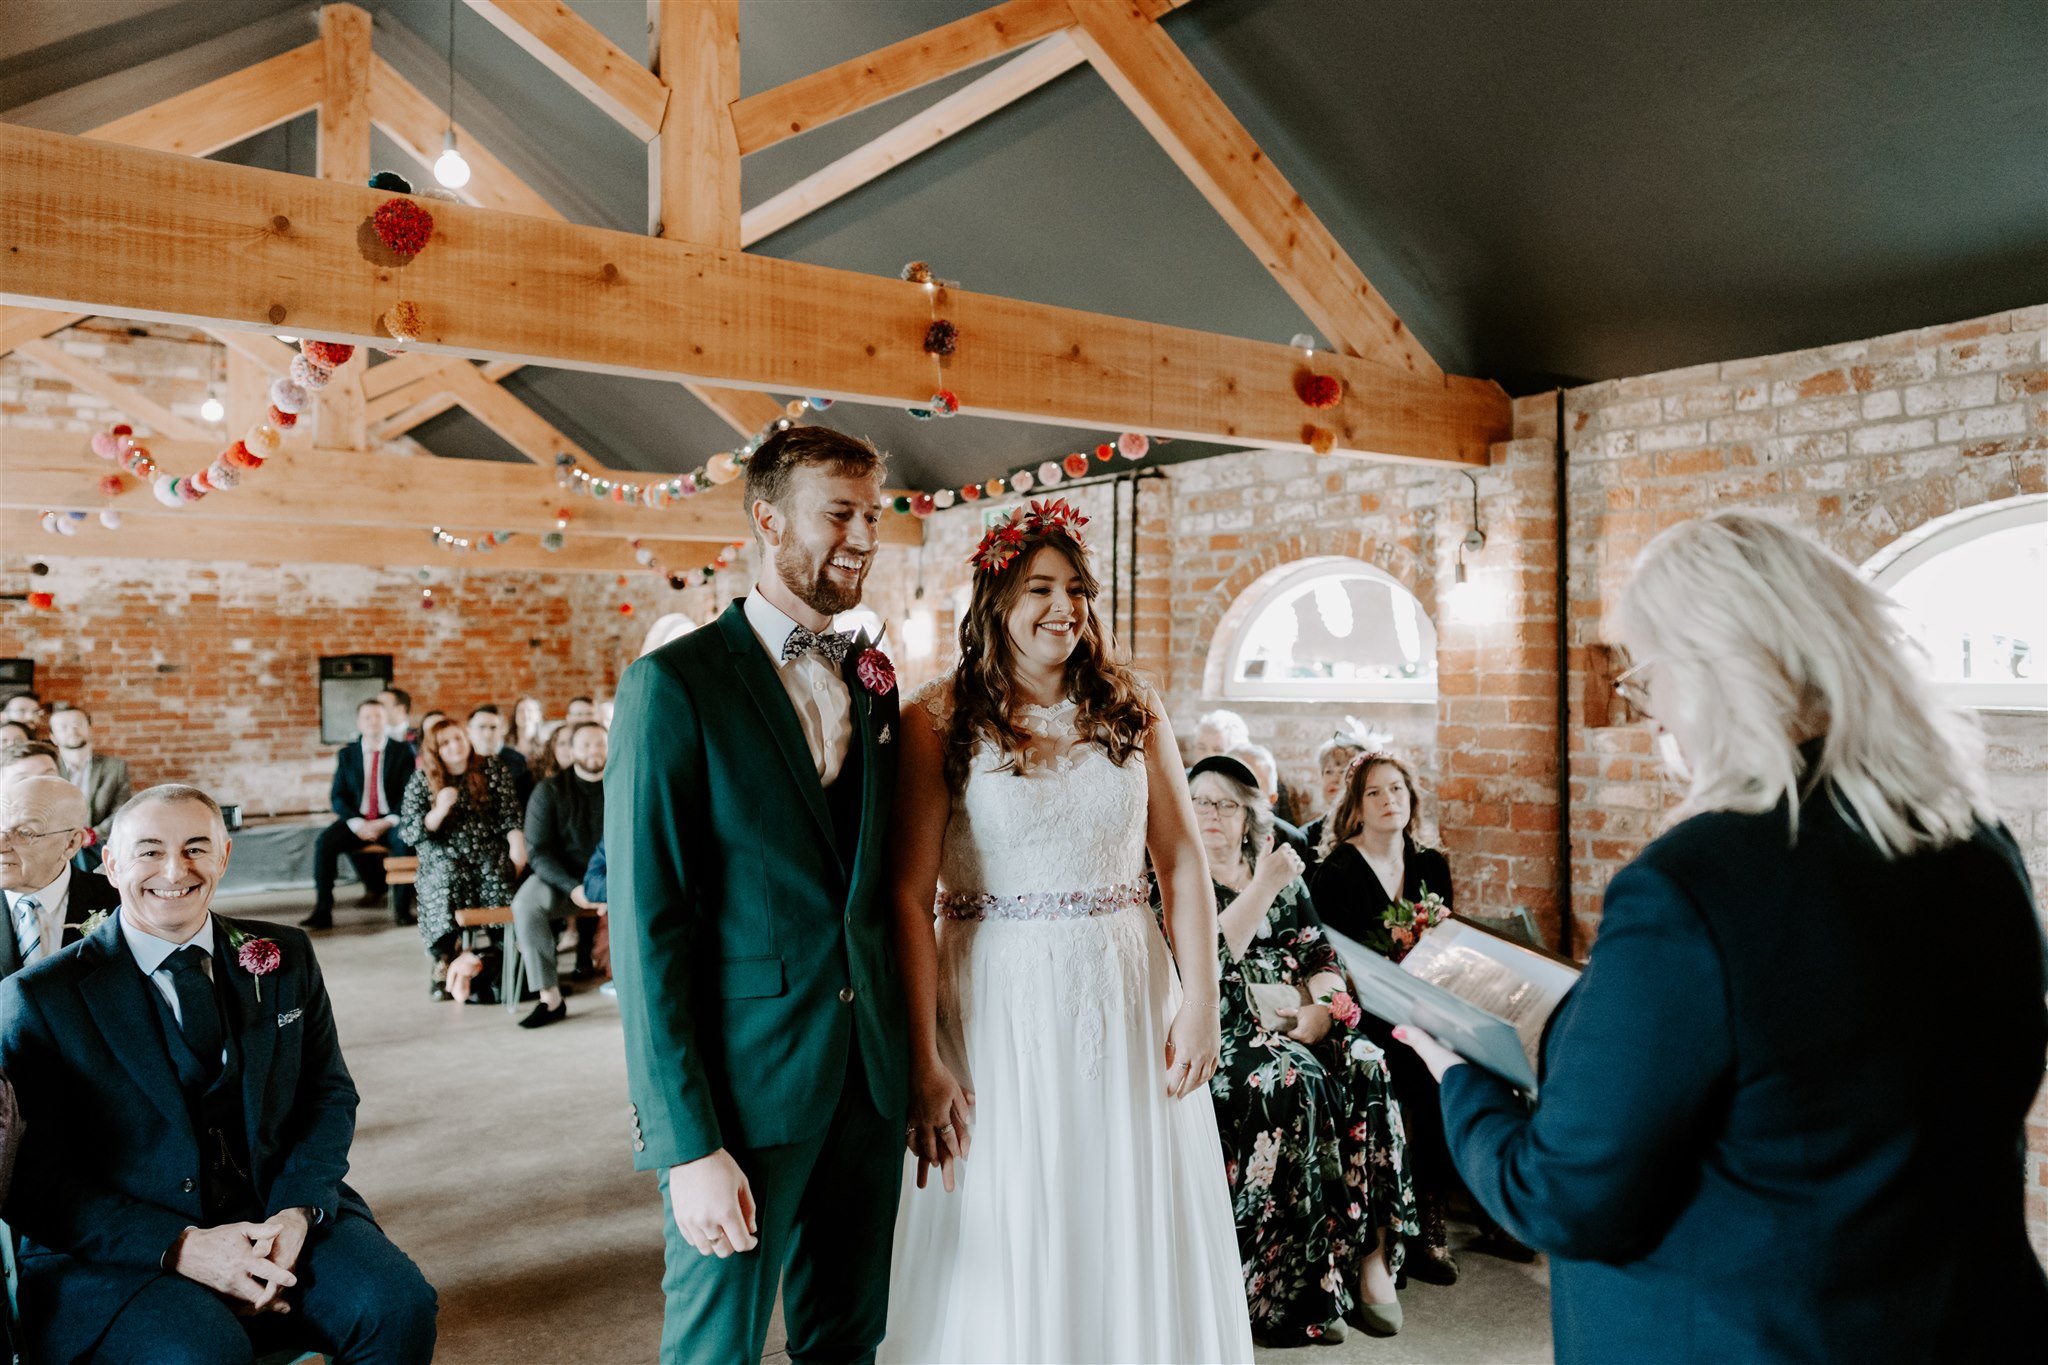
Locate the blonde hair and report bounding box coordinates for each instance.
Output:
[1618,510,1994,857]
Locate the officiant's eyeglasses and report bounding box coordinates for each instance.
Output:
[1612,658,1656,720]
[0,826,80,848]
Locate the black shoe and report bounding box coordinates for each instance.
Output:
[1470,1227,1539,1263]
[393,909,417,927]
[566,965,598,983]
[355,890,387,908]
[518,1000,567,1030]
[1404,1242,1460,1285]
[300,911,333,930]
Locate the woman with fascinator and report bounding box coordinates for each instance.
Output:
[880,500,1252,1362]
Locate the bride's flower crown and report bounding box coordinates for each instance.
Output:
[968,498,1090,575]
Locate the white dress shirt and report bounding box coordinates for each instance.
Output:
[744,592,853,788]
[121,911,216,1026]
[5,864,71,962]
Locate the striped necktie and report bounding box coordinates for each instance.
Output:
[11,895,41,965]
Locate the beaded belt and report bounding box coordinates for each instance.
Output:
[937,877,1150,923]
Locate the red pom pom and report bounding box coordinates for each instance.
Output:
[618,602,634,616]
[224,441,258,469]
[98,474,126,497]
[1063,452,1089,478]
[373,198,435,256]
[960,483,982,502]
[302,340,355,368]
[1095,442,1115,463]
[1296,372,1344,409]
[268,405,298,429]
[111,424,133,436]
[26,592,55,611]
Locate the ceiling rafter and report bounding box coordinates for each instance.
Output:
[0,123,1508,466]
[80,39,324,157]
[649,0,738,246]
[14,337,215,442]
[463,0,670,142]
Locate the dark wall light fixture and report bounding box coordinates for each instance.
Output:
[1454,468,1487,585]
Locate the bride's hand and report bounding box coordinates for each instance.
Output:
[908,1053,974,1193]
[1163,1001,1221,1099]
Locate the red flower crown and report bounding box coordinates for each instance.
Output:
[968,498,1090,574]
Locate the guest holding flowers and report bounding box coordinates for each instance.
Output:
[399,716,525,998]
[1191,755,1416,1344]
[1308,751,1469,1282]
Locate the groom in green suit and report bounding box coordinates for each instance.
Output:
[607,426,909,1363]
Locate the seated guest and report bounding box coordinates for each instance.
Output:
[1309,750,1463,1282]
[1228,743,1311,862]
[564,696,597,727]
[377,687,420,748]
[511,696,547,764]
[48,704,132,862]
[0,721,32,748]
[1184,707,1249,768]
[508,723,606,1030]
[1301,724,1373,864]
[0,741,62,784]
[581,838,613,999]
[306,699,414,931]
[1402,512,2048,1363]
[1,777,121,981]
[0,784,437,1364]
[399,718,524,999]
[468,705,531,805]
[0,693,42,731]
[1190,755,1414,1343]
[539,721,577,785]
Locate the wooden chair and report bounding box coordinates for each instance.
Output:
[453,907,522,1013]
[382,855,418,887]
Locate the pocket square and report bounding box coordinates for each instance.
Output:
[878,724,893,745]
[276,1008,303,1027]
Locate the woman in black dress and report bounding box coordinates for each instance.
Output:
[1307,751,1462,1281]
[399,716,525,998]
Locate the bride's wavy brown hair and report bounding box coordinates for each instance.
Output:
[945,525,1154,793]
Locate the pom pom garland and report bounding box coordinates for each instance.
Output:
[882,429,1167,515]
[112,424,133,436]
[1303,424,1336,455]
[26,592,55,612]
[382,300,426,345]
[1118,431,1150,460]
[1063,452,1090,477]
[91,432,119,459]
[1037,460,1063,487]
[900,261,933,285]
[928,389,960,417]
[268,405,298,429]
[290,353,332,389]
[911,494,936,518]
[302,340,355,368]
[922,319,958,357]
[100,509,122,529]
[1095,442,1115,462]
[269,378,308,414]
[1011,470,1035,494]
[97,474,126,497]
[934,488,956,510]
[246,424,283,458]
[1296,372,1343,409]
[961,484,982,501]
[372,197,435,257]
[153,475,183,507]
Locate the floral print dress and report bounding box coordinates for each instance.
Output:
[1211,876,1420,1344]
[398,757,522,954]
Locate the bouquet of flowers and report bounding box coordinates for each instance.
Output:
[1382,884,1449,962]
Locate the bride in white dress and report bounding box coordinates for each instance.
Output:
[880,500,1252,1363]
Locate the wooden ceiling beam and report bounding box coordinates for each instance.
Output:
[742,32,1085,247]
[79,40,324,157]
[1068,0,1439,377]
[14,338,215,442]
[649,0,739,246]
[0,125,1505,465]
[0,307,86,358]
[464,0,670,142]
[683,383,789,439]
[730,0,1074,156]
[367,56,564,220]
[206,328,299,374]
[3,507,720,574]
[314,4,372,454]
[444,363,604,470]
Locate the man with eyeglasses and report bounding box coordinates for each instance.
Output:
[0,775,119,981]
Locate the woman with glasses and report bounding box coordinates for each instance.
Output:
[1189,754,1416,1343]
[1398,511,2047,1363]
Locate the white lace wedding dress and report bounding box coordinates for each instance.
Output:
[880,681,1252,1364]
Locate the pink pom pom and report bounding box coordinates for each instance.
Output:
[91,432,119,460]
[1117,431,1150,460]
[291,353,332,389]
[269,378,308,414]
[99,509,122,529]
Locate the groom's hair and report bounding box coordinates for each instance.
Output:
[744,426,886,540]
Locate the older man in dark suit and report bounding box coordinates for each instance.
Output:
[306,698,415,930]
[0,776,121,981]
[0,784,436,1365]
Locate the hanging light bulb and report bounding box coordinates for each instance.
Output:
[434,129,471,189]
[199,397,225,423]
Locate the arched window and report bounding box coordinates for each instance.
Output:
[1208,557,1438,702]
[1867,496,2047,711]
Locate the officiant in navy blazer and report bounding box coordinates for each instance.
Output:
[307,696,415,929]
[0,784,435,1365]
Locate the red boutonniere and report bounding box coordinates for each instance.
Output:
[855,647,896,697]
[226,923,283,1000]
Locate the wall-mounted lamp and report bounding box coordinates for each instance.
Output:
[1454,469,1486,583]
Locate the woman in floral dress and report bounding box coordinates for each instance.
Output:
[1190,755,1418,1344]
[399,716,525,997]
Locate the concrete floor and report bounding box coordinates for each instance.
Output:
[235,889,1553,1364]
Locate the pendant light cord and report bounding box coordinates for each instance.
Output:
[445,0,457,137]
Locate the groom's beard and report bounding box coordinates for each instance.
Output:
[777,535,868,616]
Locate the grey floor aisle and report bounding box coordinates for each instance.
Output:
[230,890,1552,1365]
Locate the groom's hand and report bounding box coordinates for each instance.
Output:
[908,1054,975,1193]
[668,1150,759,1259]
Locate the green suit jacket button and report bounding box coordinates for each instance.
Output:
[838,987,855,1003]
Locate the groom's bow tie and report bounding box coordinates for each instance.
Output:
[782,626,853,666]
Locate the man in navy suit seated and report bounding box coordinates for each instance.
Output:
[307,697,415,930]
[0,784,437,1365]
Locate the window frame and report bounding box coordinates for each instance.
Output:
[1212,557,1439,704]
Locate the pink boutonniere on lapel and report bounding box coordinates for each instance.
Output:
[226,923,283,1001]
[855,647,896,697]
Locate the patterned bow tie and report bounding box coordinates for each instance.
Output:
[782,626,853,666]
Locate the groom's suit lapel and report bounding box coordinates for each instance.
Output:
[717,601,836,852]
[839,633,882,887]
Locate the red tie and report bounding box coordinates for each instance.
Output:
[365,748,382,820]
